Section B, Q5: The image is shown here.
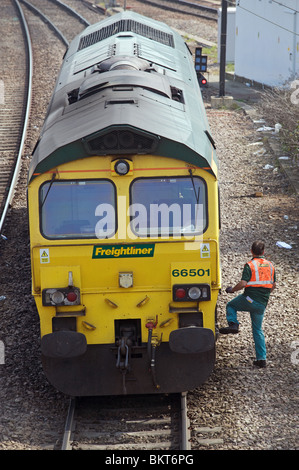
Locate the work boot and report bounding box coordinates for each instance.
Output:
[253,360,266,368]
[219,322,239,334]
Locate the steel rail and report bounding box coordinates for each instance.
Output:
[81,0,106,15]
[181,392,191,450]
[0,0,33,235]
[161,0,218,14]
[20,0,70,47]
[49,0,90,27]
[61,397,76,450]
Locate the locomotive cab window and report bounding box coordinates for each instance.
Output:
[40,180,116,239]
[130,176,207,237]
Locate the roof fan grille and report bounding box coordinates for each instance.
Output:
[78,19,174,51]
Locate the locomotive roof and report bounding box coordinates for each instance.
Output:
[28,11,217,182]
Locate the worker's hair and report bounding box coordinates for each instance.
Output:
[251,240,265,256]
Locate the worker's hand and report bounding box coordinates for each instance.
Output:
[226,286,233,293]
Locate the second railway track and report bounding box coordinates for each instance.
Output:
[131,0,219,21]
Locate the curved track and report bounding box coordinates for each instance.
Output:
[0,0,33,235]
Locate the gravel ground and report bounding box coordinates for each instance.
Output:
[0,0,298,450]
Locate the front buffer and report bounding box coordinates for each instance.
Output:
[41,327,215,396]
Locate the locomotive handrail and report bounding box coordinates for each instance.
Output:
[0,0,33,234]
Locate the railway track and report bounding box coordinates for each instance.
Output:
[0,0,32,235]
[60,393,191,450]
[130,0,219,21]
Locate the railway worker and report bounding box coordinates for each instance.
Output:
[220,241,276,368]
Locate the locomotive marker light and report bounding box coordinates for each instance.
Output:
[66,291,78,303]
[174,287,187,299]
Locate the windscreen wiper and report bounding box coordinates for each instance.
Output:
[41,172,56,208]
[188,169,200,204]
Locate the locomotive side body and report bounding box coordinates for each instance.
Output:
[28,12,220,396]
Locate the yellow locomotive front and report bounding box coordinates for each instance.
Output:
[28,152,220,396]
[27,11,221,395]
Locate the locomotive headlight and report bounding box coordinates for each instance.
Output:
[188,286,201,300]
[51,290,65,304]
[114,159,130,175]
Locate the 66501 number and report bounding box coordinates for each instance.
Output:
[172,268,210,277]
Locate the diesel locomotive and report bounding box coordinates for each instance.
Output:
[27,11,221,396]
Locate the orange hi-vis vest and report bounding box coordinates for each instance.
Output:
[246,258,275,288]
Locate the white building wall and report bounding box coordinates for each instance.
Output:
[217,7,236,63]
[235,0,299,86]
